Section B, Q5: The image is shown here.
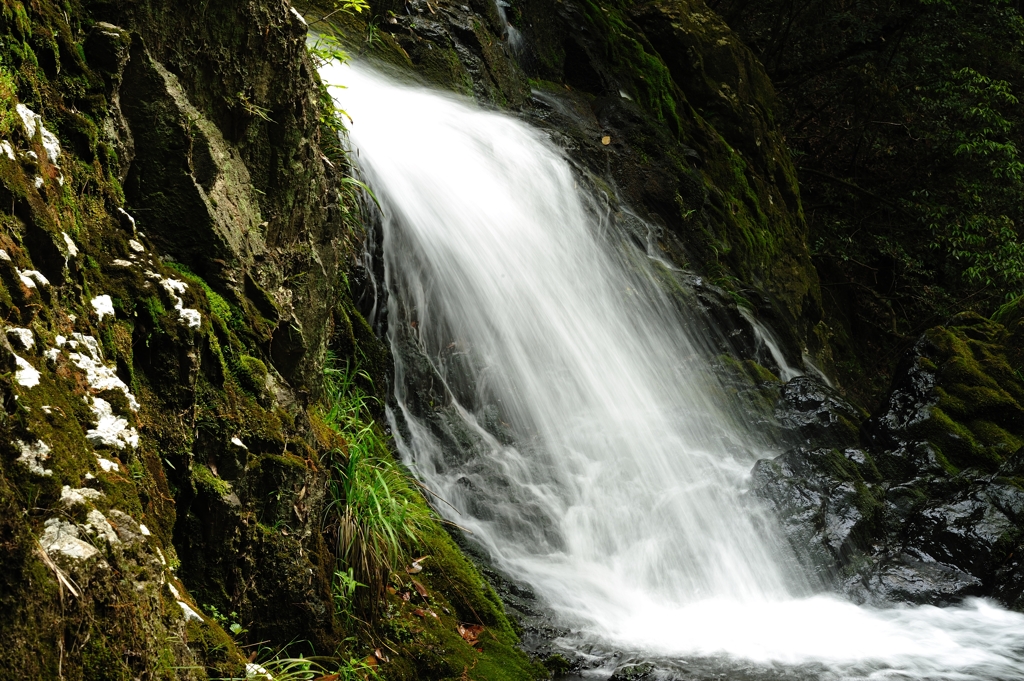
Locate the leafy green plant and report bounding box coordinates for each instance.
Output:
[320,356,429,615]
[916,67,1024,298]
[202,604,247,637]
[332,566,366,620]
[236,91,274,123]
[308,33,350,70]
[224,653,375,681]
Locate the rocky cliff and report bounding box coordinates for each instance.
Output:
[0,1,543,679]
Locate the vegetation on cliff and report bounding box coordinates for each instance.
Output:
[715,0,1024,405]
[0,0,543,679]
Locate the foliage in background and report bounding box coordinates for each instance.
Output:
[713,0,1024,404]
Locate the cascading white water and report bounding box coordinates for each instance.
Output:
[323,61,1024,679]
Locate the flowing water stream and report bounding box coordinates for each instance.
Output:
[322,61,1024,679]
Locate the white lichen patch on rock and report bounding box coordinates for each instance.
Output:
[178,306,201,328]
[16,103,62,166]
[97,457,120,472]
[62,232,78,258]
[128,239,145,253]
[86,396,139,449]
[39,518,98,561]
[117,207,136,230]
[17,269,49,289]
[16,439,52,476]
[62,332,141,410]
[246,662,273,679]
[0,249,9,261]
[111,259,133,268]
[14,354,40,387]
[0,140,14,160]
[148,273,202,329]
[85,509,120,546]
[60,485,104,507]
[6,327,34,349]
[91,295,115,321]
[177,600,203,622]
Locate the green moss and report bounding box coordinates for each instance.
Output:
[82,636,130,681]
[379,522,548,681]
[905,320,1024,471]
[578,0,683,134]
[193,463,231,497]
[233,354,267,396]
[184,617,245,679]
[0,64,19,137]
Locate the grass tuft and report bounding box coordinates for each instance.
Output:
[320,355,430,617]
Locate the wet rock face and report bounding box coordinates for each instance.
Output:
[775,376,864,448]
[754,313,1024,610]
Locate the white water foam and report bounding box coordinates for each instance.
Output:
[324,61,1024,680]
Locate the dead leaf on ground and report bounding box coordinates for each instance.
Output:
[314,675,339,681]
[401,591,411,602]
[374,648,388,662]
[457,623,485,646]
[411,579,428,598]
[601,135,611,145]
[413,608,427,618]
[364,655,377,668]
[386,586,397,595]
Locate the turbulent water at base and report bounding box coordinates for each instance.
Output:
[323,62,1024,680]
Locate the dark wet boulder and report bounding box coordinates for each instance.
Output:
[844,553,983,607]
[756,312,1024,609]
[774,376,865,448]
[753,447,880,586]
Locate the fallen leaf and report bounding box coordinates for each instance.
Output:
[374,648,388,662]
[457,623,485,645]
[402,591,411,602]
[406,561,423,574]
[411,579,428,598]
[386,586,397,595]
[413,608,426,617]
[314,675,340,681]
[601,136,611,145]
[364,655,377,668]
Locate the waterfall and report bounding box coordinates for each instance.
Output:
[323,61,1024,679]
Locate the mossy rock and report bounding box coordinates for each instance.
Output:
[869,313,1024,474]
